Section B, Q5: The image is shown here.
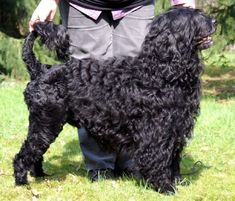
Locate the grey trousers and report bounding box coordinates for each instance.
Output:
[59,0,154,170]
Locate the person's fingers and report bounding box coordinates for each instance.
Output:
[46,9,57,21]
[29,20,36,32]
[29,11,40,32]
[182,0,196,8]
[172,0,196,8]
[39,0,58,20]
[28,0,58,32]
[183,2,196,8]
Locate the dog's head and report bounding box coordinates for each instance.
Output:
[144,7,216,60]
[188,8,216,50]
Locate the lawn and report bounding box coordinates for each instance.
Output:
[0,63,235,200]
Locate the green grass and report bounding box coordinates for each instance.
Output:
[0,69,235,201]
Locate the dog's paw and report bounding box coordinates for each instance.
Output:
[157,183,176,195]
[15,178,29,186]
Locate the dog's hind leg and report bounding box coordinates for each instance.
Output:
[13,108,66,185]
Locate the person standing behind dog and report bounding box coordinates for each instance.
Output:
[29,0,196,181]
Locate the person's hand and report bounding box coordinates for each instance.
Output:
[29,0,60,32]
[171,0,196,9]
[181,1,196,8]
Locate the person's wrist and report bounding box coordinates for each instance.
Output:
[171,1,196,8]
[40,0,60,6]
[183,3,195,8]
[41,0,60,3]
[174,4,195,8]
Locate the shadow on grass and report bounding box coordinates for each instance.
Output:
[35,139,87,183]
[202,66,235,99]
[180,154,211,184]
[35,140,211,187]
[119,154,210,192]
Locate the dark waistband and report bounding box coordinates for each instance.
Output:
[67,0,154,10]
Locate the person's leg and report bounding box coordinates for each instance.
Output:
[78,128,116,171]
[59,0,154,176]
[112,2,155,57]
[112,2,155,171]
[59,1,116,176]
[60,1,113,59]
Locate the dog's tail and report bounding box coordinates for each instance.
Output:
[22,21,70,79]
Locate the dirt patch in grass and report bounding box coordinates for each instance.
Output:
[202,67,235,99]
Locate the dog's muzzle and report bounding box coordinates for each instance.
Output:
[197,18,217,50]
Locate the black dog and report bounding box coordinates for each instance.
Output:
[13,7,216,193]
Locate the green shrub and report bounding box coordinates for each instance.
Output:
[0,32,61,80]
[0,0,61,80]
[0,32,27,80]
[0,0,39,37]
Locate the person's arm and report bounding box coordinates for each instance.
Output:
[29,0,60,32]
[170,0,196,8]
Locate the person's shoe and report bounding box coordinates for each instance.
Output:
[88,168,115,182]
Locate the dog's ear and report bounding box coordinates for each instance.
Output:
[143,8,199,61]
[139,8,204,83]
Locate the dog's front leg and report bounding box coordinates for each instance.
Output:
[171,146,183,182]
[134,130,176,194]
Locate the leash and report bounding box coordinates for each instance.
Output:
[181,160,210,176]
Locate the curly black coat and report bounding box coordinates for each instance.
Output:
[13,7,216,193]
